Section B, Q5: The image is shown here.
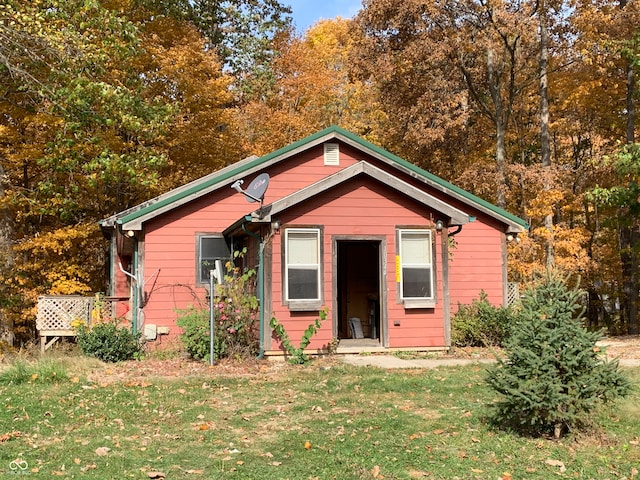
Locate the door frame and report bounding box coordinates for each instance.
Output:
[332,235,387,347]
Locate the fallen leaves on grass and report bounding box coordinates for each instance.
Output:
[0,431,20,442]
[125,381,152,388]
[94,447,111,456]
[545,459,567,472]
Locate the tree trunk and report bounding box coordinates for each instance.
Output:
[487,47,507,209]
[617,0,638,335]
[0,161,14,346]
[495,120,507,210]
[619,224,639,334]
[539,3,554,270]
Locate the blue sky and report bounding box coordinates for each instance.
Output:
[285,0,363,33]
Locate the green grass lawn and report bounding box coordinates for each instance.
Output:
[0,358,638,479]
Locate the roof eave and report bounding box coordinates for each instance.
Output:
[105,125,527,233]
[228,161,473,230]
[116,130,345,230]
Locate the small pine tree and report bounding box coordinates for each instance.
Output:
[486,274,630,438]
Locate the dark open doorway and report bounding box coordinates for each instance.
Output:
[336,240,381,342]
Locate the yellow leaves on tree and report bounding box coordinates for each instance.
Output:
[137,15,244,187]
[12,223,103,295]
[236,18,386,156]
[509,226,593,286]
[2,223,105,340]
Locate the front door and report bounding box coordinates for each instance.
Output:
[336,240,382,342]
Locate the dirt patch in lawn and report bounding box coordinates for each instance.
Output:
[597,335,640,359]
[85,356,297,384]
[447,336,640,360]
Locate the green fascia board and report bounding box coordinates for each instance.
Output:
[116,125,528,230]
[116,128,337,226]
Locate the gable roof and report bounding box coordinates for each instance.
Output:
[225,161,471,235]
[100,126,528,233]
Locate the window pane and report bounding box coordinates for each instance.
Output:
[201,237,229,259]
[286,229,321,302]
[402,232,431,263]
[402,267,432,298]
[288,268,319,300]
[199,236,229,283]
[288,232,318,264]
[200,260,216,283]
[399,229,433,300]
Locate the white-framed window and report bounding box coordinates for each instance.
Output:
[196,234,230,284]
[398,229,434,303]
[285,228,322,305]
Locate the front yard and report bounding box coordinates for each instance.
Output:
[1,354,639,479]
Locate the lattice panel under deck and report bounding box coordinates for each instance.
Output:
[36,296,115,332]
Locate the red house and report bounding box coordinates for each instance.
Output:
[100,126,527,355]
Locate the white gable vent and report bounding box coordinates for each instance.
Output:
[324,143,340,166]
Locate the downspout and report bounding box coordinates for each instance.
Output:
[131,238,139,335]
[442,223,463,347]
[242,218,265,359]
[447,225,463,237]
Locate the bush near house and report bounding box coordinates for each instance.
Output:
[76,321,143,363]
[486,274,631,439]
[451,291,515,347]
[176,255,259,361]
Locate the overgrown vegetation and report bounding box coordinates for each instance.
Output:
[176,252,259,361]
[0,358,68,385]
[451,291,515,347]
[486,275,631,439]
[76,321,142,363]
[269,308,328,364]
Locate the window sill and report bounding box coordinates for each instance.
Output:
[403,299,436,309]
[287,301,323,312]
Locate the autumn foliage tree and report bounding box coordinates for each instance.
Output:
[131,9,246,187]
[236,18,386,155]
[1,0,639,345]
[0,0,170,342]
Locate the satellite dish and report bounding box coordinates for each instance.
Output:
[245,173,269,203]
[230,172,270,211]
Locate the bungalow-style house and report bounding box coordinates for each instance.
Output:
[100,126,527,356]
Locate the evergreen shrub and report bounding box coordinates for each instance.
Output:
[485,274,631,438]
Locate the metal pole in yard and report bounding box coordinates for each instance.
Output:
[209,269,215,366]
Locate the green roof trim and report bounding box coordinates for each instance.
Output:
[330,126,528,229]
[116,128,336,226]
[114,125,527,230]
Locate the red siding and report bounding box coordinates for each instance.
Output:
[268,177,447,351]
[138,145,363,337]
[448,220,505,309]
[133,141,507,353]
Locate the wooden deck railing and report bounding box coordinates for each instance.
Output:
[36,295,116,351]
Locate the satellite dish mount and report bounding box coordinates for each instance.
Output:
[231,173,270,212]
